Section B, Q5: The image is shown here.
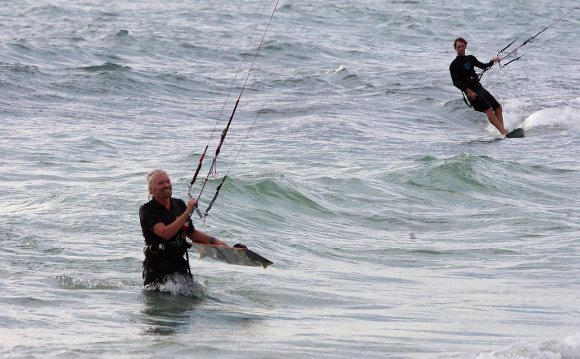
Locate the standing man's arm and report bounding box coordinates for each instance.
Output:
[472,55,500,70]
[450,61,477,99]
[152,198,197,241]
[450,62,466,92]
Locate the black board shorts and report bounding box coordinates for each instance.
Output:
[142,256,190,286]
[469,87,500,112]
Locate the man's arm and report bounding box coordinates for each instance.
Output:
[451,66,477,99]
[151,198,197,241]
[187,230,226,246]
[153,210,192,241]
[472,55,498,70]
[449,61,467,91]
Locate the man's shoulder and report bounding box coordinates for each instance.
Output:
[450,55,477,69]
[450,56,462,69]
[171,197,187,211]
[461,55,479,65]
[140,198,160,214]
[172,197,186,204]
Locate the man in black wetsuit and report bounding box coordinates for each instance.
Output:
[139,169,226,287]
[449,37,508,136]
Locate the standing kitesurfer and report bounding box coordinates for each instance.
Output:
[139,169,225,287]
[449,37,508,136]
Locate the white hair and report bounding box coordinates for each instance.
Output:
[146,169,168,198]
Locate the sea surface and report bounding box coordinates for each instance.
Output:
[1,0,579,358]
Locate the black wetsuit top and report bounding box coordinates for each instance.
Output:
[139,197,194,285]
[449,55,499,112]
[449,55,494,92]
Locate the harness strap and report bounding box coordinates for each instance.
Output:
[184,249,192,276]
[462,91,472,108]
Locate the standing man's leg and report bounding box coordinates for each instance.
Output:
[479,88,506,135]
[495,105,504,128]
[484,107,508,135]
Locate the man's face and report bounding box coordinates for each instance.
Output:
[152,173,172,200]
[455,42,466,56]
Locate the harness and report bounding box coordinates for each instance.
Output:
[142,199,194,278]
[460,75,481,108]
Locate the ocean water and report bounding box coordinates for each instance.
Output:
[1,0,579,358]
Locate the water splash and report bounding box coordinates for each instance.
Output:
[428,332,580,359]
[144,273,208,298]
[55,274,126,290]
[522,106,579,130]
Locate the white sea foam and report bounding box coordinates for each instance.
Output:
[522,106,579,130]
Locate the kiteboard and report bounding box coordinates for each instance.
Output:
[506,128,524,138]
[191,243,273,268]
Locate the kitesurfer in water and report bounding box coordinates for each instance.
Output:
[449,37,508,136]
[139,169,226,287]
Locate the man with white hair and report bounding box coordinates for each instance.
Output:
[139,169,225,287]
